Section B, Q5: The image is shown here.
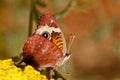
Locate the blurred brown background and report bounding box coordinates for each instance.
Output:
[0,0,120,80]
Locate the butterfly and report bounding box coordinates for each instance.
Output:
[22,13,74,68]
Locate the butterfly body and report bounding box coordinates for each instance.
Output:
[23,13,69,68]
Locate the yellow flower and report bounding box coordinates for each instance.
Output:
[0,59,54,80]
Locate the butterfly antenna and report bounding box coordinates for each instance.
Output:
[67,33,75,54]
[62,34,75,75]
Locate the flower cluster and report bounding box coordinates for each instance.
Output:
[0,59,54,80]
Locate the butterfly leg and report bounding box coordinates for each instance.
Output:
[12,53,26,68]
[52,68,66,80]
[40,67,66,80]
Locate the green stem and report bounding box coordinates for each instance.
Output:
[28,0,35,37]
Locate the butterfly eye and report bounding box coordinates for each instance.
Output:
[42,31,50,39]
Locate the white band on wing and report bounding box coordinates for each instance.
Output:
[36,25,61,35]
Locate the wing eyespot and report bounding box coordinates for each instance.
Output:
[42,31,51,39]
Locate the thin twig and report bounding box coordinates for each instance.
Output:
[54,0,73,20]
